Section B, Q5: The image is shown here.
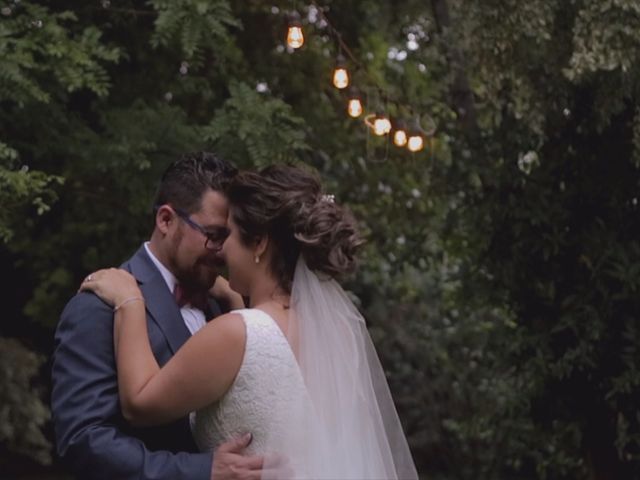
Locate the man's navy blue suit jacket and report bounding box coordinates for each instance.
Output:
[51,244,222,480]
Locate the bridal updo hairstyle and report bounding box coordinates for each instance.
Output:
[226,164,363,292]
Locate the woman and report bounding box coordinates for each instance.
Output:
[81,164,418,479]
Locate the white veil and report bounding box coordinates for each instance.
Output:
[262,258,418,479]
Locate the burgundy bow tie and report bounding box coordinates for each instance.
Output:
[173,284,209,311]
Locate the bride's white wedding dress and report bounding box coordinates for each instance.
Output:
[190,259,418,479]
[191,308,310,461]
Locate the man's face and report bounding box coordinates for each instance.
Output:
[167,189,229,291]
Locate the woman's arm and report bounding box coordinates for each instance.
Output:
[210,276,245,310]
[115,304,246,425]
[81,269,246,427]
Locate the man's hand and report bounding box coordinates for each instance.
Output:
[211,433,264,480]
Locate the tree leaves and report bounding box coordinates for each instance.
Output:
[0,142,64,243]
[0,338,51,466]
[3,0,640,477]
[202,82,309,166]
[149,0,240,59]
[0,3,120,105]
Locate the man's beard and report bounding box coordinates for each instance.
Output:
[170,230,224,292]
[175,258,220,292]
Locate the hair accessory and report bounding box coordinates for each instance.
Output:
[321,194,335,203]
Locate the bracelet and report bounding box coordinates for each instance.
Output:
[114,296,144,312]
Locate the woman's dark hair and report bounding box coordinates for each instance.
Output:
[227,164,364,292]
[153,151,237,214]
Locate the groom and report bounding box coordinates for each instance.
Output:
[51,152,261,480]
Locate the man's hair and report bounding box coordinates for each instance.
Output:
[153,151,237,214]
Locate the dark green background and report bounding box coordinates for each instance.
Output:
[2,1,640,478]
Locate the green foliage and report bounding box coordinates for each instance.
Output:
[0,3,120,104]
[0,142,64,242]
[0,337,51,466]
[438,1,640,477]
[149,0,240,59]
[203,82,309,166]
[3,0,640,478]
[565,0,640,81]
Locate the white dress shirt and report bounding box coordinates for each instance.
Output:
[144,242,206,335]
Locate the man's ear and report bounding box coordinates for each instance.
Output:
[155,205,175,235]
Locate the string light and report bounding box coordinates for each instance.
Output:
[348,98,363,118]
[347,88,363,117]
[101,2,436,156]
[365,113,392,136]
[394,130,408,147]
[374,117,391,136]
[407,116,431,152]
[287,2,436,155]
[407,134,425,152]
[393,120,408,147]
[286,12,304,49]
[332,54,349,89]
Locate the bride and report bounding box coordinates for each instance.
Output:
[80,164,418,480]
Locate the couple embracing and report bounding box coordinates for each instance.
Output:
[51,152,418,480]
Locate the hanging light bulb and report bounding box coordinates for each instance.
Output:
[373,114,392,136]
[286,12,304,49]
[394,130,408,147]
[406,115,429,152]
[407,134,425,152]
[347,88,363,118]
[348,98,363,118]
[373,118,390,136]
[332,54,350,89]
[287,25,304,48]
[364,112,392,136]
[333,68,349,89]
[393,120,408,147]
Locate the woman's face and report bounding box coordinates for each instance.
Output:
[221,212,256,296]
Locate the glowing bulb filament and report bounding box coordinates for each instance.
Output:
[407,135,425,152]
[332,67,349,89]
[287,26,304,49]
[348,98,363,118]
[373,117,391,136]
[393,130,408,147]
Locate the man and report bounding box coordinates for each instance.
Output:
[51,152,262,480]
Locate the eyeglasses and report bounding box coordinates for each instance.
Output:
[155,205,230,250]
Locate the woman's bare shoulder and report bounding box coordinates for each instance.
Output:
[199,311,247,342]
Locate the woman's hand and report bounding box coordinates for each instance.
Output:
[210,276,245,310]
[79,268,142,308]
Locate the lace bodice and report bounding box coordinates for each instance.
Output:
[190,308,308,456]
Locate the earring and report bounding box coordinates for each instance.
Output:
[255,255,260,264]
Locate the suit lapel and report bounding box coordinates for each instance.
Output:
[140,276,191,353]
[127,245,191,354]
